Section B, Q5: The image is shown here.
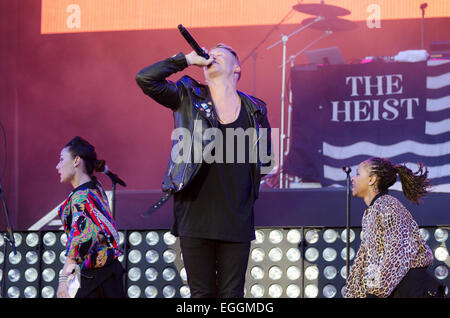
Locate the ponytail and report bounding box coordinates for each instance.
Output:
[367,157,431,204]
[395,163,430,204]
[94,159,106,173]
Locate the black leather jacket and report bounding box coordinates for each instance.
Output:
[136,52,273,204]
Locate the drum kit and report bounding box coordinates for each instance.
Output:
[265,1,357,190]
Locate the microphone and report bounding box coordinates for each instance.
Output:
[420,3,428,10]
[103,165,126,187]
[177,24,210,60]
[342,166,352,174]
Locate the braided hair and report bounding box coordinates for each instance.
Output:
[366,157,430,204]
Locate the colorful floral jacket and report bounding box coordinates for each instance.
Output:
[58,181,121,269]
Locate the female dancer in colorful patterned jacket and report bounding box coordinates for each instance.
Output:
[345,157,444,298]
[56,136,124,298]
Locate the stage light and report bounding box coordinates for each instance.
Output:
[268,284,283,298]
[269,230,283,244]
[340,229,355,243]
[268,247,283,262]
[25,251,38,265]
[286,229,301,244]
[42,268,56,283]
[250,265,264,280]
[304,284,318,298]
[128,249,142,264]
[305,247,319,262]
[180,285,191,298]
[24,286,37,298]
[163,232,177,245]
[42,250,56,265]
[324,265,338,280]
[250,247,265,263]
[340,247,355,261]
[286,247,300,262]
[435,228,448,243]
[305,229,319,244]
[340,266,348,280]
[163,249,177,263]
[129,231,143,246]
[9,251,22,265]
[128,267,142,282]
[286,284,301,298]
[0,226,448,298]
[8,268,20,282]
[146,249,159,264]
[162,267,176,281]
[250,283,265,298]
[163,285,176,298]
[286,265,301,281]
[7,286,20,298]
[435,265,448,280]
[43,232,56,247]
[145,267,158,281]
[254,230,265,244]
[180,267,187,282]
[13,233,22,247]
[323,284,337,298]
[24,268,38,282]
[323,229,338,243]
[420,228,430,241]
[434,247,449,262]
[25,233,39,247]
[145,285,158,298]
[146,231,159,246]
[268,265,282,280]
[127,285,141,298]
[118,232,125,245]
[323,247,337,262]
[122,230,185,298]
[41,286,55,298]
[305,265,319,280]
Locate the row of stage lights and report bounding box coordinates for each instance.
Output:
[0,227,449,298]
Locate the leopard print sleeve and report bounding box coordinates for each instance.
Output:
[344,244,367,298]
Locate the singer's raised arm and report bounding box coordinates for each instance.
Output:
[135,53,189,110]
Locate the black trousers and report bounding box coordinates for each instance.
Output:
[75,258,126,298]
[179,236,251,298]
[389,267,446,298]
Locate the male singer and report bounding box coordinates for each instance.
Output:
[136,43,272,297]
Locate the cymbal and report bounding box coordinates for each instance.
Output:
[301,16,357,31]
[293,3,351,16]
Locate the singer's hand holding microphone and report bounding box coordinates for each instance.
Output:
[185,49,214,67]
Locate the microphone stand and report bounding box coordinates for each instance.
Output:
[342,166,352,281]
[0,182,17,298]
[420,3,427,50]
[281,31,333,160]
[104,171,126,220]
[266,16,323,189]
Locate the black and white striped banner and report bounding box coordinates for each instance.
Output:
[285,59,450,191]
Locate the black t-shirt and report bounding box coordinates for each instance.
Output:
[172,103,255,242]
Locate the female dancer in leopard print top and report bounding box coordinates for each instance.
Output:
[344,157,443,298]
